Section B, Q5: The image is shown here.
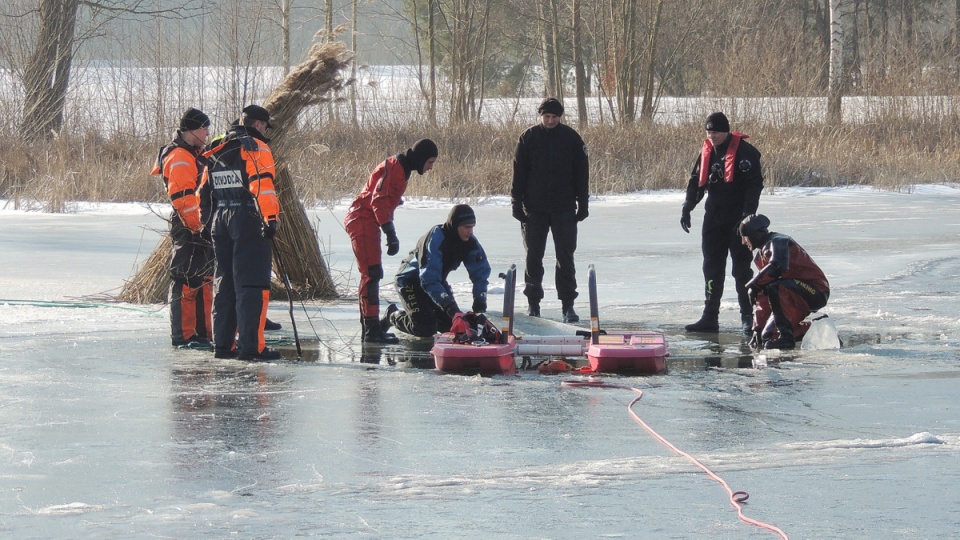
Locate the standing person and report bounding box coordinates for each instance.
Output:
[344,139,439,344]
[511,97,590,323]
[199,104,281,360]
[152,107,214,349]
[739,214,830,350]
[680,112,764,334]
[389,204,491,338]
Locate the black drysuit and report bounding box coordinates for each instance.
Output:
[683,135,763,317]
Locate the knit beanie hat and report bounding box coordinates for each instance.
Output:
[704,112,730,132]
[739,214,771,246]
[407,138,439,175]
[179,107,210,132]
[537,97,564,116]
[447,204,477,229]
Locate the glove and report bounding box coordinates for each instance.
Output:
[749,329,763,350]
[261,219,278,239]
[472,295,487,314]
[512,203,527,223]
[381,221,400,256]
[439,296,461,319]
[450,312,471,335]
[680,209,691,233]
[576,200,589,222]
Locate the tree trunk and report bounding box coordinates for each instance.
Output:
[538,0,556,96]
[21,0,80,141]
[572,0,588,128]
[828,0,847,125]
[639,0,665,123]
[428,0,437,125]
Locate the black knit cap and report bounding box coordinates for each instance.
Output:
[739,214,770,245]
[408,138,439,175]
[242,104,272,128]
[447,204,477,229]
[704,112,730,132]
[537,97,564,116]
[179,107,210,132]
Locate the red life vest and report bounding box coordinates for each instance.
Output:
[698,132,747,187]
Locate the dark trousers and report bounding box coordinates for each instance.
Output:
[211,204,272,355]
[701,220,754,315]
[392,283,453,337]
[521,210,578,303]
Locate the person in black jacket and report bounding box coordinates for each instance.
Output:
[511,97,590,323]
[389,205,491,338]
[680,112,764,335]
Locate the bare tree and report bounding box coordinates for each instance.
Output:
[571,0,588,127]
[14,0,195,141]
[829,0,851,124]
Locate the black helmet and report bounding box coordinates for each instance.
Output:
[739,214,770,246]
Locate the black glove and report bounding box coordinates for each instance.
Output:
[749,329,763,350]
[381,221,400,256]
[472,295,487,314]
[512,203,527,223]
[261,220,278,239]
[680,209,692,233]
[576,200,589,222]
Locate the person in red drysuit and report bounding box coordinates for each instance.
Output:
[344,139,439,343]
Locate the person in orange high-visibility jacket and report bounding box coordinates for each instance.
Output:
[199,105,281,361]
[344,139,438,343]
[152,107,214,349]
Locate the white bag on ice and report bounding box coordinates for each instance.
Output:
[801,315,841,350]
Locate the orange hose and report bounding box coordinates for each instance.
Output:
[561,379,789,540]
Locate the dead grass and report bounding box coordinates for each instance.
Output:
[2,115,959,211]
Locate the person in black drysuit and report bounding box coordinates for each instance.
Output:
[389,204,491,338]
[511,97,590,323]
[199,105,281,361]
[680,112,764,335]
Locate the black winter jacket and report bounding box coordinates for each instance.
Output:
[512,123,590,214]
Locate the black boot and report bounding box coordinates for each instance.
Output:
[562,301,579,323]
[765,323,796,350]
[264,318,282,331]
[685,308,719,332]
[363,316,400,344]
[740,313,753,337]
[527,300,540,317]
[381,303,399,333]
[763,283,796,349]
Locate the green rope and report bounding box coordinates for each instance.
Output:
[0,299,166,318]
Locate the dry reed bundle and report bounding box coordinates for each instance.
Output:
[117,234,171,304]
[262,37,353,300]
[118,35,353,304]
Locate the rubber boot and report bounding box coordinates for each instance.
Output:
[527,300,541,317]
[362,316,400,344]
[685,306,719,332]
[740,313,753,337]
[764,284,796,349]
[562,301,579,323]
[764,323,796,350]
[380,303,399,333]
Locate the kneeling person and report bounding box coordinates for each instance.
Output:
[388,205,491,338]
[740,214,830,350]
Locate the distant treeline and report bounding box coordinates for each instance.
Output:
[1,1,958,208]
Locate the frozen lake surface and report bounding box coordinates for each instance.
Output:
[2,186,959,538]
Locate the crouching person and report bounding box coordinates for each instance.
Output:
[739,214,830,350]
[388,204,491,338]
